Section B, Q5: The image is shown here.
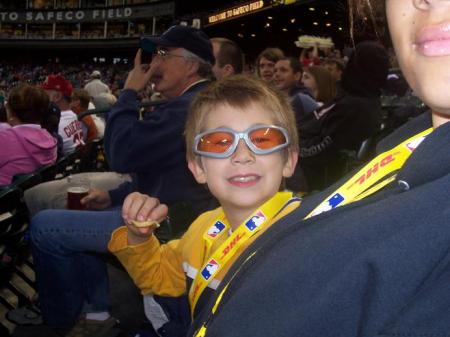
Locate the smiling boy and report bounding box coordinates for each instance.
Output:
[108,75,301,336]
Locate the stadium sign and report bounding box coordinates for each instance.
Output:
[206,0,267,25]
[0,2,174,24]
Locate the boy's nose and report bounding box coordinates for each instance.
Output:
[231,139,255,164]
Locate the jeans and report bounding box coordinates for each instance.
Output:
[29,208,123,329]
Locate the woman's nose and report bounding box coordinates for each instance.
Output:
[413,0,450,10]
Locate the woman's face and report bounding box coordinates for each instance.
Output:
[302,71,317,98]
[387,0,450,119]
[258,57,276,82]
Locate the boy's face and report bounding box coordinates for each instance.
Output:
[188,102,297,219]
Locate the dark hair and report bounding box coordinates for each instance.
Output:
[305,66,336,104]
[256,48,285,77]
[7,84,49,124]
[71,89,91,110]
[324,59,345,73]
[211,37,244,74]
[279,57,303,75]
[197,61,215,81]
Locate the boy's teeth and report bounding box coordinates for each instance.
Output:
[231,176,256,182]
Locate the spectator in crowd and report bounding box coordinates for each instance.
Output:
[255,47,284,83]
[70,88,98,142]
[302,65,336,106]
[0,84,57,185]
[273,56,318,131]
[323,58,345,83]
[189,0,450,335]
[84,70,111,98]
[298,41,389,191]
[25,25,217,337]
[273,57,312,98]
[41,74,84,154]
[300,44,320,67]
[210,37,244,79]
[109,75,299,337]
[272,57,319,193]
[90,92,117,138]
[92,92,117,113]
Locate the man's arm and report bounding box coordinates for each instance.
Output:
[103,90,187,172]
[103,49,187,173]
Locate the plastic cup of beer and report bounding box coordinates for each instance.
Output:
[67,176,90,210]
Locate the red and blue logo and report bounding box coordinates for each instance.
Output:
[206,221,226,238]
[245,211,266,231]
[201,259,220,280]
[311,193,345,216]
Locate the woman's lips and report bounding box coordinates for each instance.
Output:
[416,22,450,57]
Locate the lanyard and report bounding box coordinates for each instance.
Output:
[189,191,299,315]
[306,127,433,218]
[194,127,433,337]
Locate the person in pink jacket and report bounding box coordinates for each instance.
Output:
[0,84,57,186]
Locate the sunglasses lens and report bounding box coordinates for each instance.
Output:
[249,127,287,150]
[197,131,235,154]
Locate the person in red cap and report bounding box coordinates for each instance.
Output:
[41,74,84,154]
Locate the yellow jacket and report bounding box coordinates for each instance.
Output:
[108,195,301,301]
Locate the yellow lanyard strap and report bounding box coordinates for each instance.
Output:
[306,127,433,218]
[189,192,299,314]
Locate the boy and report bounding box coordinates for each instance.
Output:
[108,75,300,336]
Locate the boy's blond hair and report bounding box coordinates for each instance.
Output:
[185,75,299,161]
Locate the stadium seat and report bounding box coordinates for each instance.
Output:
[11,173,43,194]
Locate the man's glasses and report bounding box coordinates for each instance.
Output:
[193,125,290,159]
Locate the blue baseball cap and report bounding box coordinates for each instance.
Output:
[140,25,215,65]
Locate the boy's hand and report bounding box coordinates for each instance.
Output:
[122,192,168,245]
[81,188,111,210]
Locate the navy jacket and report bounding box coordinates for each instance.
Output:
[104,82,215,213]
[190,112,450,337]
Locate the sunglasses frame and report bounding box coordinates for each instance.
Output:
[193,124,290,159]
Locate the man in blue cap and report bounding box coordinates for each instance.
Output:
[25,25,217,337]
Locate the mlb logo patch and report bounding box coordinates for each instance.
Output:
[206,221,226,238]
[245,211,266,231]
[201,259,220,280]
[327,193,344,208]
[310,193,345,217]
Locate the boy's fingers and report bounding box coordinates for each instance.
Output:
[136,197,160,221]
[122,192,143,222]
[127,195,147,222]
[149,203,169,223]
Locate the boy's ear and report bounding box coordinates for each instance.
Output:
[188,158,207,184]
[282,149,299,178]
